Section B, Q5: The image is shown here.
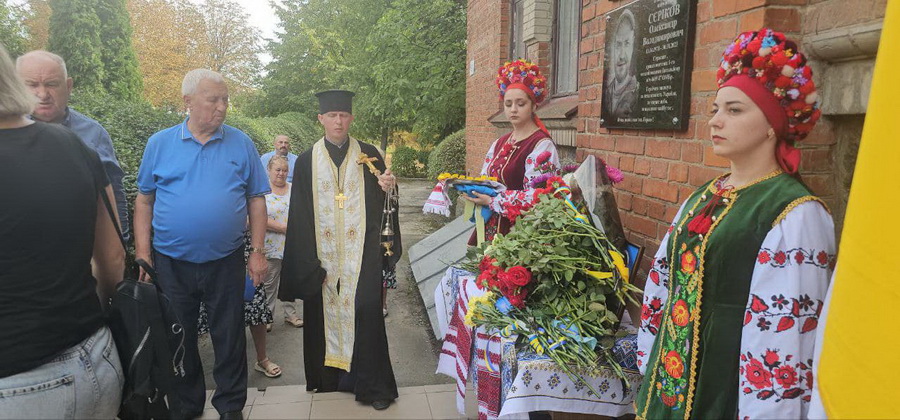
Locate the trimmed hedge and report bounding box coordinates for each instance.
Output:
[391,145,428,178]
[426,128,465,179]
[226,111,321,156]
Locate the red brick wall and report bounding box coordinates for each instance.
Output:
[465,0,511,174]
[465,0,884,277]
[576,0,866,276]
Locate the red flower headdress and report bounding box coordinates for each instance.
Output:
[496,59,550,135]
[717,28,821,175]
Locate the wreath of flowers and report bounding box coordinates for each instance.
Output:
[496,59,548,104]
[717,28,820,142]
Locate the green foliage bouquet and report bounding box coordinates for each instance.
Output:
[460,176,641,388]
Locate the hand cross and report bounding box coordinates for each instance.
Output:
[356,153,382,176]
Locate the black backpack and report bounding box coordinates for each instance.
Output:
[99,192,186,419]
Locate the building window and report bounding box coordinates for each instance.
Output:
[510,0,526,60]
[553,0,580,95]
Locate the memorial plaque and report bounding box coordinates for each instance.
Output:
[600,0,697,130]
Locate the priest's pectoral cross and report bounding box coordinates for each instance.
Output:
[335,192,348,209]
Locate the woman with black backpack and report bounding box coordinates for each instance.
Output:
[0,44,125,418]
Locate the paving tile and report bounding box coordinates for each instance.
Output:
[262,385,308,396]
[249,402,311,419]
[310,390,356,401]
[199,406,251,419]
[424,383,456,393]
[310,393,430,419]
[464,387,478,419]
[204,388,262,408]
[397,385,428,396]
[255,386,313,405]
[427,391,465,419]
[246,388,263,406]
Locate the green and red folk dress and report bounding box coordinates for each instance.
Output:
[635,171,835,419]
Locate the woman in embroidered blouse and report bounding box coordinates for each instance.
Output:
[635,29,834,419]
[463,60,560,243]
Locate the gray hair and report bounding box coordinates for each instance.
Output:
[267,154,289,170]
[0,44,37,118]
[16,50,68,79]
[182,69,225,96]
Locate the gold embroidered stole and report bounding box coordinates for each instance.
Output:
[311,138,366,371]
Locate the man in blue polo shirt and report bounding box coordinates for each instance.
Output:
[135,69,269,420]
[260,134,298,183]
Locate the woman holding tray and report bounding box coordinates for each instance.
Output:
[461,59,560,244]
[635,28,834,419]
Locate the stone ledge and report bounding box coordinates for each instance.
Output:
[804,21,883,63]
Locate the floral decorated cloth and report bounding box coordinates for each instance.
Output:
[636,172,835,419]
[436,268,486,415]
[498,325,642,418]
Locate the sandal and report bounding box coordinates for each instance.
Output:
[285,316,304,328]
[254,358,282,378]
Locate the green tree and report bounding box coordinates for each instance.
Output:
[0,0,27,57]
[48,0,104,91]
[97,0,143,100]
[197,0,262,90]
[257,0,465,149]
[367,0,466,143]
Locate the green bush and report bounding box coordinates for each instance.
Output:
[426,128,466,179]
[391,145,427,178]
[227,111,321,156]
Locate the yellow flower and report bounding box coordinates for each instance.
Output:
[610,251,629,283]
[585,270,613,280]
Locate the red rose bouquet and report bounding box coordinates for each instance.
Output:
[461,183,641,389]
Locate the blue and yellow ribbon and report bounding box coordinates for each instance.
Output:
[554,187,589,224]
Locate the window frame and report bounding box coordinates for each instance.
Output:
[509,0,526,60]
[551,0,581,97]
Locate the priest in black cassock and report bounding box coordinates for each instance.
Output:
[279,90,401,410]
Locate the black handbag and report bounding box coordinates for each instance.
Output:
[99,190,186,420]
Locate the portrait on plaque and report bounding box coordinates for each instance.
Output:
[606,9,640,120]
[601,0,697,130]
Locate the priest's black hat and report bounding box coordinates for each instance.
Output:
[315,90,355,114]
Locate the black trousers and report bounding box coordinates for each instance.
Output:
[153,247,247,416]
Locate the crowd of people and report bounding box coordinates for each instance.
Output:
[0,24,837,420]
[0,41,398,420]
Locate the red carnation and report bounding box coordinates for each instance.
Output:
[536,150,552,165]
[479,256,498,274]
[716,67,726,81]
[477,270,495,290]
[508,289,527,308]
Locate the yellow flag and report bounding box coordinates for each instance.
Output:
[817,2,900,417]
